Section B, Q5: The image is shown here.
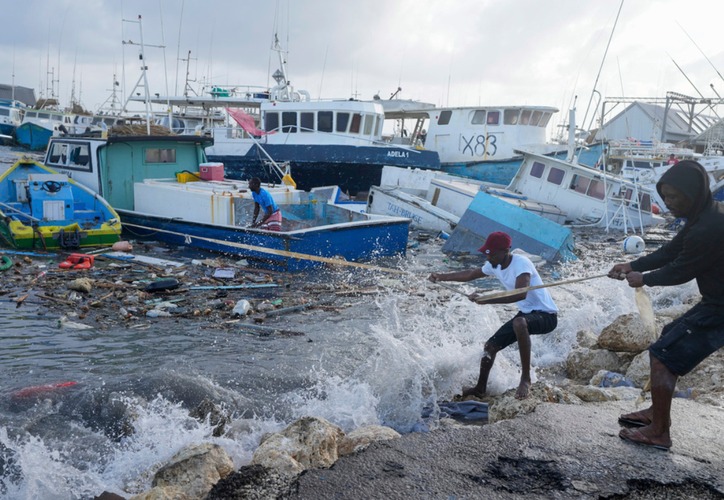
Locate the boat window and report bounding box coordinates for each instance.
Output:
[145,148,176,164]
[68,144,90,168]
[300,112,314,132]
[336,112,350,133]
[265,112,279,132]
[520,110,531,125]
[52,115,63,122]
[438,110,452,125]
[570,174,590,194]
[350,113,362,134]
[48,142,67,164]
[625,160,633,168]
[504,109,519,125]
[530,111,543,126]
[547,167,565,185]
[634,161,650,169]
[26,111,37,118]
[653,162,662,168]
[530,161,545,178]
[282,112,297,133]
[487,111,500,125]
[363,114,374,135]
[539,112,552,127]
[103,118,115,126]
[38,113,50,119]
[374,116,381,136]
[0,109,9,116]
[640,193,651,212]
[318,111,333,132]
[471,110,486,124]
[586,179,606,200]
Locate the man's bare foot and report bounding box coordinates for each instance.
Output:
[515,379,531,400]
[461,386,485,398]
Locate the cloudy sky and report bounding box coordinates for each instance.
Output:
[2,0,723,131]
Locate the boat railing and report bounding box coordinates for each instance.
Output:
[212,124,426,152]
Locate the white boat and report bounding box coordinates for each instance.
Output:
[381,103,605,185]
[605,140,724,211]
[130,38,440,194]
[509,149,661,231]
[367,166,566,233]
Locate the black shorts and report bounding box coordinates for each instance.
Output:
[649,303,724,376]
[487,310,558,350]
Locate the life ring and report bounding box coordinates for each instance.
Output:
[0,255,12,271]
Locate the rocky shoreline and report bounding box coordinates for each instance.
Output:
[90,300,724,500]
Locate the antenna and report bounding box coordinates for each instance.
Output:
[677,21,724,86]
[318,45,328,101]
[158,0,172,126]
[579,0,625,134]
[174,0,185,95]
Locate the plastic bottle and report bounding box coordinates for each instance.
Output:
[232,299,251,316]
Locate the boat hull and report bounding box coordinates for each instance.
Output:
[117,209,410,272]
[15,123,54,151]
[439,143,605,185]
[442,191,576,262]
[208,143,441,194]
[0,160,122,250]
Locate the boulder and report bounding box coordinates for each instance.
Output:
[338,425,401,455]
[678,350,724,396]
[94,492,127,500]
[598,313,664,352]
[625,351,651,388]
[204,464,296,500]
[188,398,230,437]
[566,348,626,382]
[151,443,233,500]
[576,329,599,349]
[128,487,188,500]
[251,416,345,475]
[68,278,93,294]
[565,385,642,402]
[487,383,579,424]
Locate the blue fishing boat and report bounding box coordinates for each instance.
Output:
[0,158,122,249]
[43,134,411,272]
[15,106,77,151]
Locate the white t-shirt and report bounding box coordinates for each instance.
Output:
[482,254,558,314]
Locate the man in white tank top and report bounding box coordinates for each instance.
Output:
[429,232,558,400]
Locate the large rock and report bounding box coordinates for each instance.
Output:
[565,385,642,402]
[625,351,651,388]
[656,304,691,322]
[487,382,581,424]
[565,348,626,382]
[678,350,724,397]
[598,313,664,352]
[129,487,188,500]
[576,329,599,349]
[338,425,401,455]
[188,398,230,438]
[251,416,345,475]
[204,464,296,500]
[151,443,233,500]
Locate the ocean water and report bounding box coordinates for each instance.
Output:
[0,144,699,499]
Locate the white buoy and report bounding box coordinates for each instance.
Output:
[623,235,645,254]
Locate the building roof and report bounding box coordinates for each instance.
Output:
[603,101,719,141]
[0,84,36,107]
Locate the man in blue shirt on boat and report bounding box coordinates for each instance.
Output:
[429,232,558,400]
[249,177,282,231]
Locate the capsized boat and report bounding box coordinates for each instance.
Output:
[43,135,411,272]
[0,158,122,249]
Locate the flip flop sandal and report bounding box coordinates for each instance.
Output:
[619,428,670,451]
[618,411,651,427]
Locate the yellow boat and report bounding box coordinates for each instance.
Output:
[0,158,121,249]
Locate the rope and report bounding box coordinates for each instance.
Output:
[122,222,407,274]
[472,273,610,303]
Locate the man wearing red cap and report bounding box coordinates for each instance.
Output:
[429,231,558,400]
